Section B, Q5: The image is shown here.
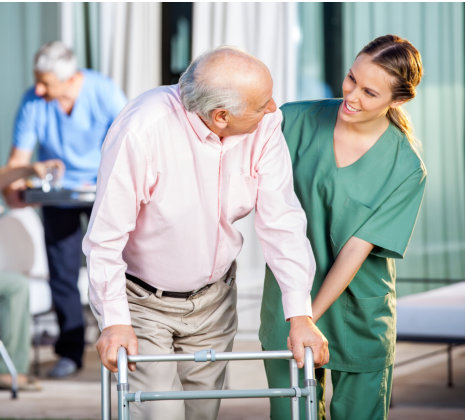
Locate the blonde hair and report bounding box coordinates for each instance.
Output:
[358,34,423,147]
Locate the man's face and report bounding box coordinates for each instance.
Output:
[34,71,71,101]
[223,74,277,136]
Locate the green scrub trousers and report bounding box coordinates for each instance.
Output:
[264,359,393,420]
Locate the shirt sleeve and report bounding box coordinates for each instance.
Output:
[13,90,39,151]
[97,75,127,125]
[254,112,315,320]
[82,122,156,328]
[105,80,127,120]
[355,166,426,259]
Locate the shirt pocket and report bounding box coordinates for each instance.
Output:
[343,291,396,367]
[226,174,258,222]
[330,197,373,255]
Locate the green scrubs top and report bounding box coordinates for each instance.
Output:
[260,100,426,372]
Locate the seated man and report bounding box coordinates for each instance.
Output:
[0,160,62,390]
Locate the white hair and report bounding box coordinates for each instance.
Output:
[34,41,78,81]
[179,47,248,122]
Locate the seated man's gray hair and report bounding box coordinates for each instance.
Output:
[179,47,246,123]
[34,41,78,81]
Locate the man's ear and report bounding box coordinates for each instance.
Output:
[210,109,230,129]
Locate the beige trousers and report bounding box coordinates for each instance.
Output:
[125,267,238,420]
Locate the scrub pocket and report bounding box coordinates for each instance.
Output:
[343,291,396,371]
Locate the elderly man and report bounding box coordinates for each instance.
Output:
[3,41,127,377]
[83,47,328,420]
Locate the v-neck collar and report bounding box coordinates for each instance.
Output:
[329,100,392,170]
[55,71,85,119]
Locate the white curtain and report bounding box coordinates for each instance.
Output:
[192,2,300,338]
[343,3,465,291]
[61,2,162,101]
[192,2,299,107]
[99,2,162,100]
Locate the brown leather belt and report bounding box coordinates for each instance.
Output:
[125,272,213,299]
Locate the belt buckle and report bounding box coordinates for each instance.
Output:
[189,284,210,298]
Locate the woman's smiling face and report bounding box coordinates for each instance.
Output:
[340,53,403,125]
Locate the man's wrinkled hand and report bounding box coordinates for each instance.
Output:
[96,324,138,372]
[288,316,329,369]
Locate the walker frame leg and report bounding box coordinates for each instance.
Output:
[102,346,317,420]
[101,364,111,420]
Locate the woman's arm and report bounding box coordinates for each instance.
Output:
[312,236,374,322]
[0,159,64,191]
[0,165,34,190]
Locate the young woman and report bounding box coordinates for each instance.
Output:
[259,34,426,420]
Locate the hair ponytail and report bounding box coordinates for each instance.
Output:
[358,34,423,151]
[387,107,422,152]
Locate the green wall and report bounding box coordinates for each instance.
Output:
[0,2,60,166]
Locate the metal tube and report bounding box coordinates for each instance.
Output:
[304,347,317,420]
[0,340,18,399]
[113,347,317,420]
[124,387,307,401]
[289,358,300,420]
[128,349,294,363]
[447,344,453,388]
[117,347,130,420]
[101,364,111,420]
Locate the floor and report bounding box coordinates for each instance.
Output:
[0,340,464,419]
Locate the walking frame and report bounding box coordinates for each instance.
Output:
[101,346,317,420]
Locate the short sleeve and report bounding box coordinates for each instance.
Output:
[354,167,426,259]
[13,90,39,151]
[98,74,127,121]
[105,81,127,120]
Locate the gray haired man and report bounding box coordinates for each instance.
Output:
[83,47,329,420]
[4,41,127,378]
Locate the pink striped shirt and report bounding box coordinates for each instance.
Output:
[83,85,315,328]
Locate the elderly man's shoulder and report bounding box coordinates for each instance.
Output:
[115,85,183,127]
[129,84,180,110]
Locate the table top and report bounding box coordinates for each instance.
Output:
[22,186,96,206]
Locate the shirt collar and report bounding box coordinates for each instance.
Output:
[177,85,220,144]
[184,109,220,144]
[177,85,252,148]
[184,107,250,149]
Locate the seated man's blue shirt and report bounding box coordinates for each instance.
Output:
[13,69,127,189]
